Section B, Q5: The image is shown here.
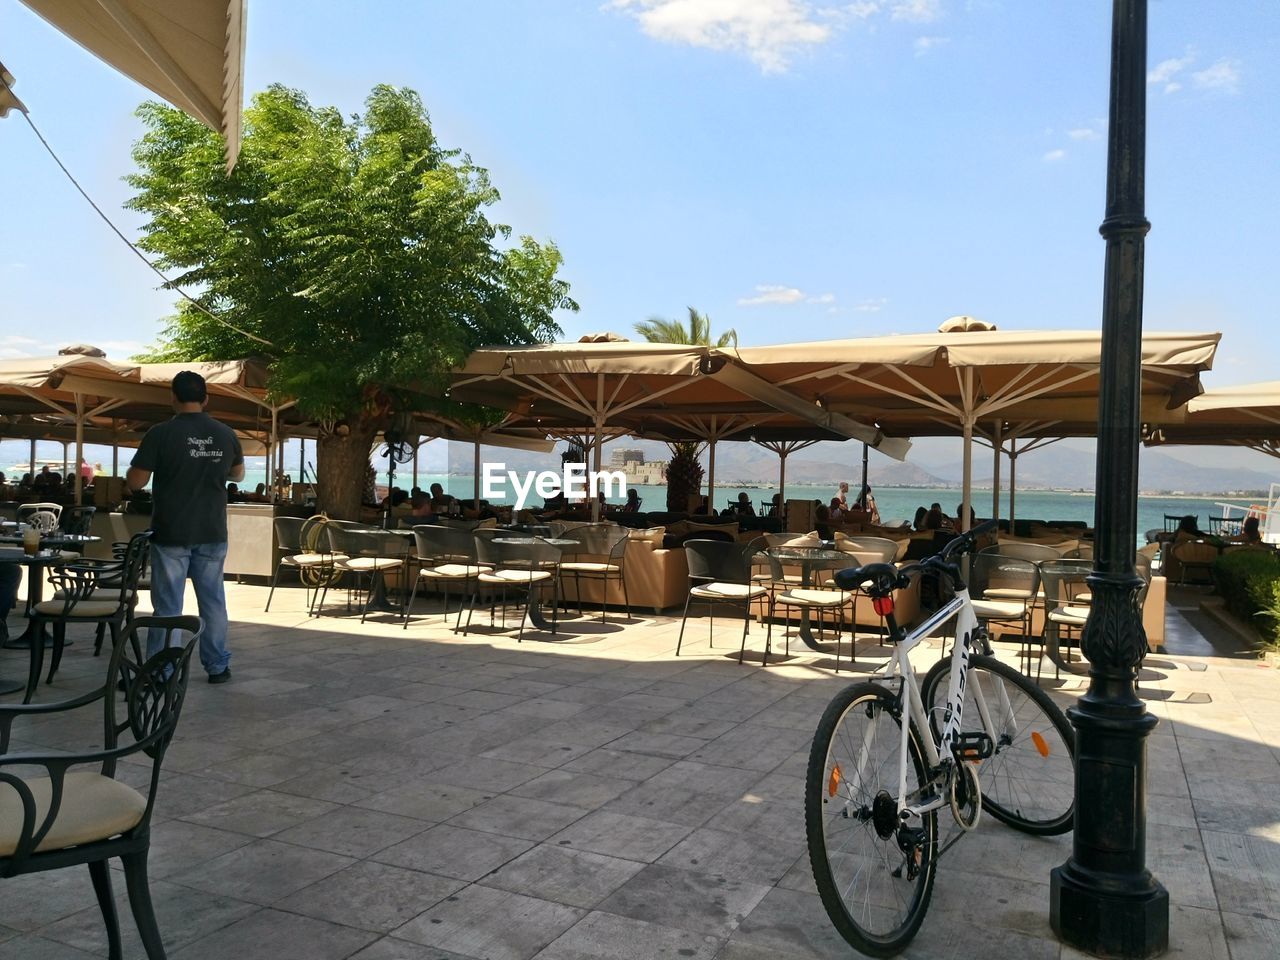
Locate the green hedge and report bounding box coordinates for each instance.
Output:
[1211,549,1280,648]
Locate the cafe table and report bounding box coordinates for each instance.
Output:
[0,536,101,651]
[763,545,853,651]
[491,537,575,631]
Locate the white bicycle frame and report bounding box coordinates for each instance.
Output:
[846,586,1020,823]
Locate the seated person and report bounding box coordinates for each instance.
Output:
[955,503,976,530]
[913,505,929,530]
[859,484,881,525]
[410,491,435,517]
[429,482,456,514]
[226,481,242,502]
[1234,516,1263,544]
[734,492,755,517]
[537,491,568,518]
[243,482,271,503]
[32,465,56,491]
[924,503,951,531]
[693,496,711,516]
[622,488,642,513]
[828,497,844,522]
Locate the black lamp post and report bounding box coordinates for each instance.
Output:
[1050,1,1169,956]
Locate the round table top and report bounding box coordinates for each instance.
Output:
[0,547,69,564]
[765,546,848,563]
[493,537,576,547]
[0,533,100,550]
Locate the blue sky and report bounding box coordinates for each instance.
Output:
[1,0,1277,476]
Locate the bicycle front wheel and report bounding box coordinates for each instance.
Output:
[805,683,937,958]
[922,653,1075,835]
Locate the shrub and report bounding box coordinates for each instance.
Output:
[1211,549,1280,648]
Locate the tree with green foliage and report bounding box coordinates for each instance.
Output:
[126,83,576,518]
[634,307,737,348]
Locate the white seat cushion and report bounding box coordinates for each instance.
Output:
[0,770,146,855]
[343,557,403,572]
[560,561,620,573]
[34,599,120,617]
[1048,607,1090,625]
[421,563,486,579]
[690,583,768,600]
[972,599,1028,620]
[775,588,851,607]
[984,587,1035,600]
[287,552,346,565]
[479,569,554,585]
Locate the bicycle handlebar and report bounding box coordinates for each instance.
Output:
[831,517,1000,597]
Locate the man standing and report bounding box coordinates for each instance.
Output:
[126,371,244,683]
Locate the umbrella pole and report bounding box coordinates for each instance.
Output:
[860,442,869,509]
[960,412,973,533]
[778,451,787,529]
[991,421,1002,526]
[591,376,605,522]
[62,441,68,480]
[1008,446,1017,530]
[473,440,481,512]
[411,438,418,490]
[74,394,85,504]
[29,438,36,480]
[707,439,716,510]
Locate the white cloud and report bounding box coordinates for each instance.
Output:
[609,0,837,73]
[807,292,836,304]
[914,35,949,56]
[1192,58,1241,94]
[738,284,807,306]
[1,335,39,347]
[1043,149,1066,162]
[891,0,943,23]
[855,297,888,313]
[1067,126,1100,141]
[1148,51,1194,94]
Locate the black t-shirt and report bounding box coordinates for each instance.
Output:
[132,412,244,546]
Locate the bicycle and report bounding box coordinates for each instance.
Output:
[805,519,1076,957]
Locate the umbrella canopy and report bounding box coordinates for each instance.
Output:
[1144,380,1280,459]
[730,323,1220,530]
[18,0,245,170]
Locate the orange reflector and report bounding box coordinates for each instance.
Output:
[828,764,843,797]
[872,596,894,616]
[1031,731,1051,758]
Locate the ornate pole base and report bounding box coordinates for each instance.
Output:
[1051,861,1168,959]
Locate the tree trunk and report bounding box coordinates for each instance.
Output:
[316,418,379,520]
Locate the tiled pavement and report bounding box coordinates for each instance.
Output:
[1,579,1277,959]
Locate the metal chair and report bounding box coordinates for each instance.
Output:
[264,516,346,613]
[27,531,153,703]
[58,505,96,536]
[1,615,202,960]
[987,541,1062,564]
[558,525,631,622]
[317,527,409,621]
[1163,513,1190,534]
[1166,538,1220,586]
[405,526,488,630]
[763,552,854,669]
[1039,558,1093,679]
[969,552,1043,679]
[466,538,561,642]
[677,540,768,663]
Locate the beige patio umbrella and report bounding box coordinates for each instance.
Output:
[17,0,246,170]
[450,337,909,519]
[730,320,1220,532]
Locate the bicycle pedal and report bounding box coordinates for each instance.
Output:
[951,732,994,763]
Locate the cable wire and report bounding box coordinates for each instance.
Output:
[15,106,274,349]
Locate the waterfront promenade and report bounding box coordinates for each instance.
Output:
[1,582,1276,960]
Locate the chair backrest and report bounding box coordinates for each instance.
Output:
[25,509,60,534]
[1038,559,1092,610]
[106,614,201,770]
[413,525,476,565]
[561,524,627,557]
[17,501,62,524]
[476,536,561,571]
[1164,513,1191,533]
[273,516,306,552]
[970,552,1040,598]
[335,527,408,560]
[683,539,757,586]
[0,501,18,522]
[837,536,899,563]
[58,505,96,535]
[1063,543,1094,561]
[986,541,1062,564]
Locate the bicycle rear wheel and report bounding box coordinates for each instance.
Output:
[805,683,937,957]
[922,653,1075,835]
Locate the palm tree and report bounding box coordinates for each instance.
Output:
[634,307,737,348]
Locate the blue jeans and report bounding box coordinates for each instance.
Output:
[148,542,230,675]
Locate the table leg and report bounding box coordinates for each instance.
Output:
[525,581,556,633]
[797,563,834,653]
[364,572,399,613]
[2,561,50,650]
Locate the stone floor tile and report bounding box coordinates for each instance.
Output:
[394,884,584,960]
[275,860,464,932]
[38,879,257,958]
[349,938,482,960]
[355,780,493,822]
[1220,910,1280,960]
[509,769,634,808]
[533,911,721,960]
[140,820,255,879]
[730,887,856,960]
[166,838,354,906]
[604,781,728,828]
[479,735,596,768]
[169,908,377,960]
[657,826,803,886]
[557,747,676,781]
[0,869,100,932]
[547,810,692,863]
[427,757,553,792]
[446,794,592,841]
[181,788,339,838]
[271,804,431,858]
[1202,829,1280,921]
[480,844,646,909]
[597,863,771,938]
[0,936,97,960]
[373,824,535,881]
